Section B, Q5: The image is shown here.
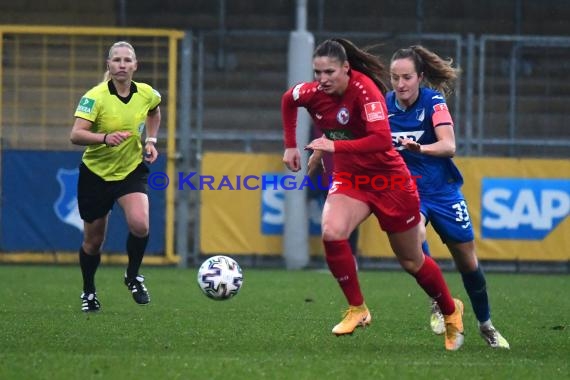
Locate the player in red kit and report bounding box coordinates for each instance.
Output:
[282,38,464,350]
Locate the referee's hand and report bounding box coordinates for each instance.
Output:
[105,131,131,147]
[144,143,158,164]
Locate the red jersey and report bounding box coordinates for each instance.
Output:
[282,70,411,191]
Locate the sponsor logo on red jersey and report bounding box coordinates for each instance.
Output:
[364,101,385,121]
[433,103,448,112]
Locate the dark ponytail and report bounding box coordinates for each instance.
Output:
[314,38,389,95]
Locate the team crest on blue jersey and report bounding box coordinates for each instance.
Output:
[416,108,425,122]
[53,168,83,232]
[336,107,350,125]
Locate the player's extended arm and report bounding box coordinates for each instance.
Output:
[412,124,456,157]
[333,131,392,153]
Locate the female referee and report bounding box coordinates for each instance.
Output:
[70,41,161,312]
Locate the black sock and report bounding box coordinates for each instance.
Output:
[79,246,100,294]
[461,266,490,323]
[126,233,149,280]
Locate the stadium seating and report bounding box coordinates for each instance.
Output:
[1,0,569,156]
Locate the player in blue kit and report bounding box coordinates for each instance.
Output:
[386,45,510,349]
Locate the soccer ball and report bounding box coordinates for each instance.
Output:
[197,255,243,300]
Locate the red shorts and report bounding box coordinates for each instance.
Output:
[328,178,420,233]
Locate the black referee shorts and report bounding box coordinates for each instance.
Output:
[77,162,149,223]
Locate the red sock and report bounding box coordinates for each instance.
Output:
[323,240,363,306]
[413,255,455,315]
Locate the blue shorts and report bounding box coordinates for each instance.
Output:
[420,189,474,243]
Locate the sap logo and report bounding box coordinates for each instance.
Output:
[481,178,569,240]
[261,173,321,235]
[390,131,425,150]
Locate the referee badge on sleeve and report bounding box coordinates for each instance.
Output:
[76,97,95,114]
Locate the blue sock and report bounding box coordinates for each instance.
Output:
[461,266,490,323]
[422,240,431,257]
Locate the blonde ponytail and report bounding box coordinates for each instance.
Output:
[102,70,111,83]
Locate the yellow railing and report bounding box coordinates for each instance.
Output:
[0,25,185,264]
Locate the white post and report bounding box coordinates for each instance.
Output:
[283,0,314,269]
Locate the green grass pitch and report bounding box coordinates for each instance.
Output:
[0,264,568,379]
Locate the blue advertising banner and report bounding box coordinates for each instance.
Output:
[1,150,165,253]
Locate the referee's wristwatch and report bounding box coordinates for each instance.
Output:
[145,137,157,144]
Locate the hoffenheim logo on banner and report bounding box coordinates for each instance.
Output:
[481,178,570,240]
[53,168,83,232]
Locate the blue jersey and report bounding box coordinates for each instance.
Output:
[386,87,463,196]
